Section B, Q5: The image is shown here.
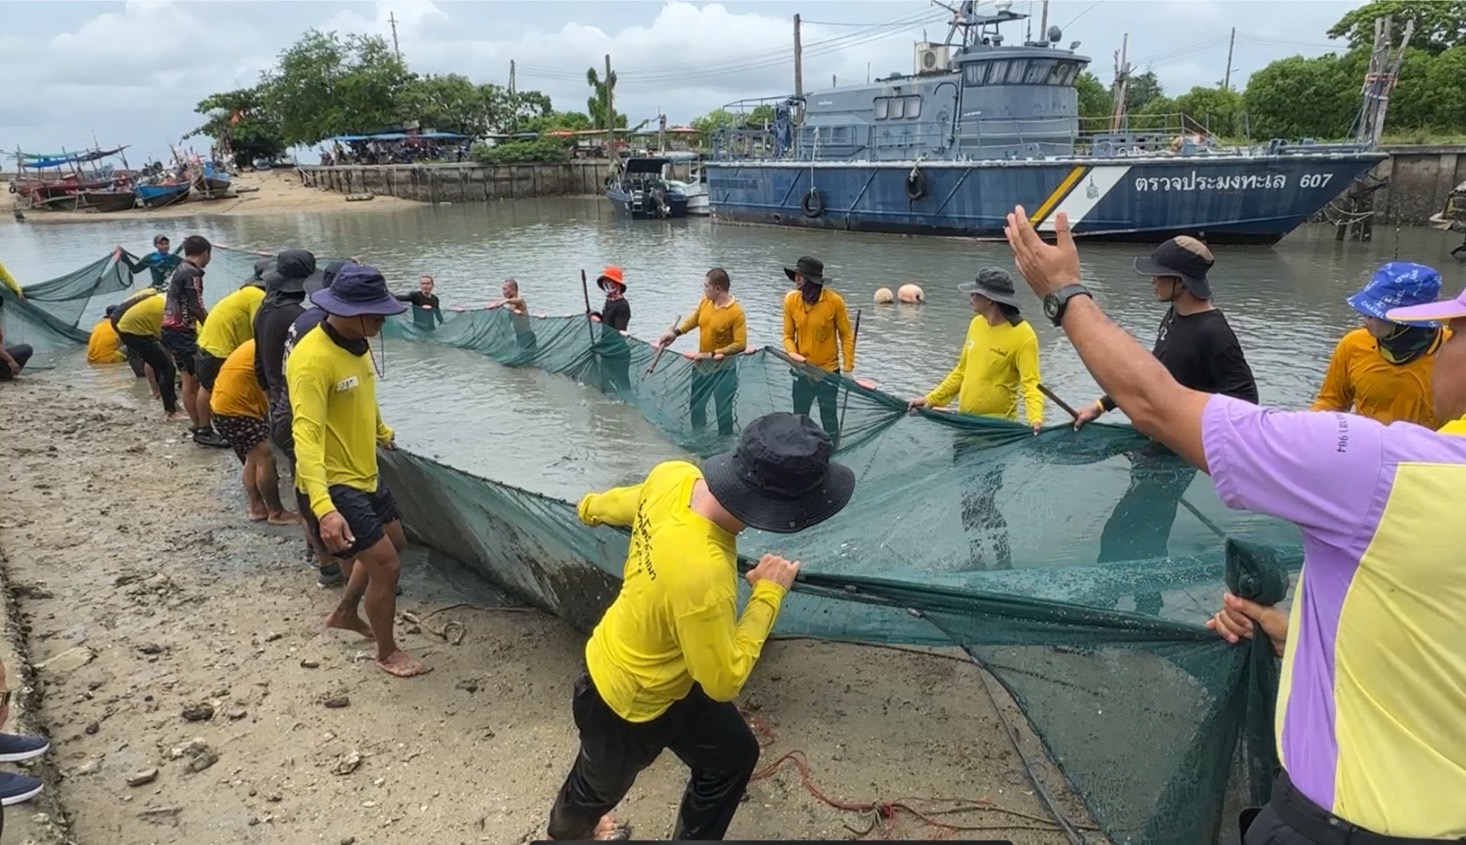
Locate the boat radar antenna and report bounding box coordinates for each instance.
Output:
[931,0,1035,51]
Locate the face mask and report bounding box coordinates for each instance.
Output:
[1379,324,1439,366]
[801,283,823,304]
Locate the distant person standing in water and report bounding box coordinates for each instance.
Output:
[656,268,747,436]
[589,267,632,397]
[489,278,536,350]
[115,235,182,290]
[393,274,444,331]
[1071,236,1257,588]
[781,255,856,444]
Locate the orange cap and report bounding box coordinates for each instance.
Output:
[597,266,625,289]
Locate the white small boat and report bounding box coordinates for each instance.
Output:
[667,164,709,216]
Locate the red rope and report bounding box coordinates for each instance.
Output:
[738,708,1076,840]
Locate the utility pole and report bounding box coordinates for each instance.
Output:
[1039,0,1049,39]
[793,14,804,122]
[1110,33,1130,133]
[1223,27,1235,90]
[605,54,615,163]
[509,60,517,132]
[388,12,401,60]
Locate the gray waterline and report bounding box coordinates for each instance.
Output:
[4,202,1465,503]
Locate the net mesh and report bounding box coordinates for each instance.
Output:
[11,248,1297,845]
[0,251,139,350]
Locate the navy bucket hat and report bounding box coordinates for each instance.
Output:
[700,412,856,534]
[309,264,407,318]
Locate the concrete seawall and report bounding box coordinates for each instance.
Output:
[1368,144,1466,224]
[299,147,1466,225]
[297,161,620,203]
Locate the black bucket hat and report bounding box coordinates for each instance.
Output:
[261,249,326,295]
[701,412,856,534]
[783,256,826,286]
[1134,236,1214,300]
[957,267,1021,308]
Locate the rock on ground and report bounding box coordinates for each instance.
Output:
[0,378,1087,844]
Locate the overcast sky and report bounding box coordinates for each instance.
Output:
[4,0,1362,164]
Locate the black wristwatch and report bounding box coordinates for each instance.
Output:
[1043,284,1092,327]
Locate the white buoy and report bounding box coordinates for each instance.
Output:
[874,287,895,304]
[898,283,924,303]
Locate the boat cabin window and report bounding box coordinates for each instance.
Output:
[872,95,923,120]
[961,58,1085,87]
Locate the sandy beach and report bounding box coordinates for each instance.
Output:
[3,168,419,225]
[0,375,1094,845]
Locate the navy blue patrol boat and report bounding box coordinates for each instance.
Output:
[605,157,691,219]
[704,2,1387,245]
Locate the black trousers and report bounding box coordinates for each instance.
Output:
[547,670,760,841]
[953,434,1012,570]
[1097,443,1197,615]
[1241,770,1449,845]
[126,344,146,378]
[0,344,33,380]
[690,367,738,436]
[791,370,839,441]
[118,333,178,414]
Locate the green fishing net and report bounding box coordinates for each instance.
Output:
[11,248,1300,845]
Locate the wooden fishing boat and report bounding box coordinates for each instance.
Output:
[77,189,137,212]
[136,183,190,209]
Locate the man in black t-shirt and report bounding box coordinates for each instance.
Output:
[1070,236,1258,597]
[393,274,443,331]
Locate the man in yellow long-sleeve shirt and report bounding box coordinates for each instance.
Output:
[195,275,267,434]
[781,256,855,443]
[910,269,1044,569]
[546,413,856,842]
[287,265,427,679]
[655,268,747,437]
[1311,262,1448,429]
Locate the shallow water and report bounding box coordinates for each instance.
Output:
[4,202,1465,505]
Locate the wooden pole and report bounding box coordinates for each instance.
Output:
[836,309,862,444]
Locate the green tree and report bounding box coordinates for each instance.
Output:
[184,86,286,168]
[521,111,594,134]
[586,67,627,129]
[1172,86,1245,137]
[1243,51,1365,140]
[1328,0,1466,55]
[470,137,571,165]
[1125,70,1165,111]
[1074,71,1113,124]
[261,29,416,146]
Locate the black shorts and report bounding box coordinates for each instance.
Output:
[161,328,198,375]
[300,483,400,560]
[212,414,269,463]
[196,351,225,391]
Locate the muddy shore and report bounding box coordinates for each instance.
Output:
[0,374,1089,844]
[3,169,419,225]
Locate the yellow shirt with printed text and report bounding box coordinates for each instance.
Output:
[580,461,787,723]
[286,327,395,518]
[925,315,1045,425]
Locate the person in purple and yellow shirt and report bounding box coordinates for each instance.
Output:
[1004,206,1464,844]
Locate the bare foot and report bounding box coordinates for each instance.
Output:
[592,816,631,840]
[375,649,431,678]
[248,507,269,522]
[164,411,183,421]
[268,510,302,525]
[325,610,373,639]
